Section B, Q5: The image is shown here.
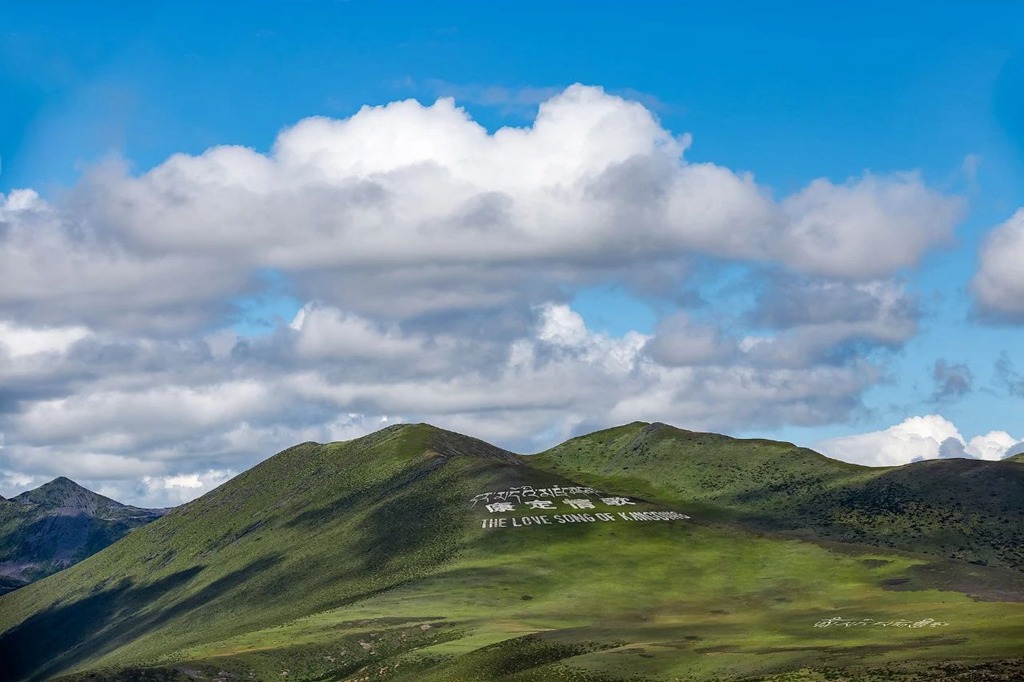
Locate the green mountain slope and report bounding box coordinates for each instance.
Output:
[0,425,548,679]
[532,422,1024,570]
[0,478,165,594]
[0,424,1022,682]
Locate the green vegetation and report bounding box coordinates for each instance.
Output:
[0,423,1021,681]
[532,422,1024,570]
[0,477,164,594]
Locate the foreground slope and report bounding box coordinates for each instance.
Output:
[533,422,1024,570]
[0,478,165,594]
[0,423,1022,682]
[0,425,542,679]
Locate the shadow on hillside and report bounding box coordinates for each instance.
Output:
[282,487,363,531]
[280,457,448,533]
[354,481,458,571]
[10,514,91,561]
[0,555,283,681]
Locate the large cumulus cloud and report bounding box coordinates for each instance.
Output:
[4,85,962,329]
[817,414,1023,467]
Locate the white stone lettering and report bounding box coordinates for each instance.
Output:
[468,486,601,507]
[469,493,492,507]
[511,515,553,527]
[813,617,949,628]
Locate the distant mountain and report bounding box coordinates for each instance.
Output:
[533,421,1024,570]
[0,424,1021,682]
[0,477,165,594]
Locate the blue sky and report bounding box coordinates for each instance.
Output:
[1,1,1023,504]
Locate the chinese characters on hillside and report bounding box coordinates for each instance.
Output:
[470,486,689,530]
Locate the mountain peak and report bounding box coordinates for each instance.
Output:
[424,426,523,466]
[45,476,82,489]
[38,476,90,494]
[358,422,524,466]
[13,476,112,510]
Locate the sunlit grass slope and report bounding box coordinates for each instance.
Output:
[89,521,1024,682]
[0,423,1021,681]
[533,422,1024,570]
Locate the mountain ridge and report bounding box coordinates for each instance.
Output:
[0,422,1021,681]
[532,420,1024,570]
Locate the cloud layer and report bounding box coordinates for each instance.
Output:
[0,85,973,505]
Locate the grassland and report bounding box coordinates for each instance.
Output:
[0,423,1021,681]
[532,422,1024,570]
[111,522,1024,682]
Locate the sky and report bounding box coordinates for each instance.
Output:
[1,1,1023,506]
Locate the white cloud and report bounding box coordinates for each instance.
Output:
[966,431,1020,461]
[8,446,163,479]
[741,280,919,368]
[535,304,649,374]
[0,320,91,358]
[0,299,892,505]
[780,173,962,279]
[138,469,235,506]
[536,304,592,348]
[0,85,978,506]
[291,304,426,361]
[0,188,244,333]
[10,381,277,445]
[0,470,40,494]
[817,414,1023,467]
[972,208,1024,319]
[1,86,963,333]
[644,312,731,366]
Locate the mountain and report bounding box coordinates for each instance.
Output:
[532,421,1024,570]
[0,477,165,594]
[0,423,1022,682]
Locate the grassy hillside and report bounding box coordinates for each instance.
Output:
[0,424,1022,682]
[0,478,165,593]
[0,425,548,679]
[532,422,1024,570]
